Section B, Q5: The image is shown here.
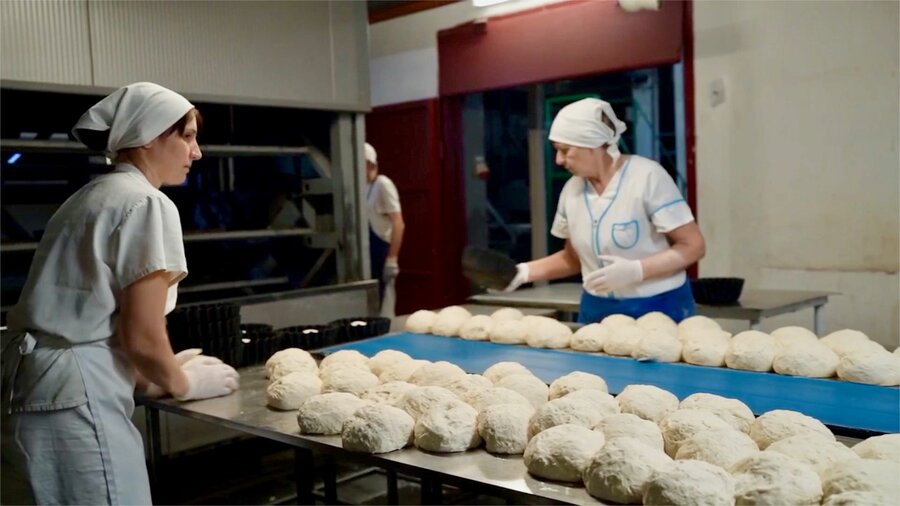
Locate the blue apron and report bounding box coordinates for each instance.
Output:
[578,280,696,324]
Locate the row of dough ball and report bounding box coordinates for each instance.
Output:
[272,348,899,505]
[407,307,900,386]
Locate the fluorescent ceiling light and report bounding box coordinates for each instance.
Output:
[7,152,22,164]
[473,0,511,7]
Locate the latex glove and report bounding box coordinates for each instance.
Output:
[489,263,529,294]
[175,358,240,401]
[583,255,643,294]
[142,349,218,398]
[383,257,400,281]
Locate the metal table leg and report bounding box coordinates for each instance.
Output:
[322,453,338,504]
[749,318,761,330]
[814,304,824,335]
[386,469,399,504]
[421,476,442,504]
[294,448,316,505]
[145,406,162,494]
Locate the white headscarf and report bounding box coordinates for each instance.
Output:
[364,142,378,165]
[548,98,628,160]
[72,82,194,157]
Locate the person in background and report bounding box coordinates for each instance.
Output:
[502,98,705,323]
[1,82,239,505]
[365,142,405,317]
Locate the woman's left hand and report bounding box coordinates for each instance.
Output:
[583,255,643,293]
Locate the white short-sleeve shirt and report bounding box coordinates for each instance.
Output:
[366,174,401,243]
[8,164,188,343]
[551,155,694,298]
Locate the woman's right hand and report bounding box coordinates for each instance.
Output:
[501,263,530,293]
[175,359,240,401]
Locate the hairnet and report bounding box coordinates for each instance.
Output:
[548,98,628,158]
[364,142,378,165]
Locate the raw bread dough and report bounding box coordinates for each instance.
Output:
[431,305,472,337]
[749,409,834,449]
[766,433,859,478]
[853,433,900,462]
[675,428,758,470]
[396,386,462,421]
[477,403,532,454]
[548,371,608,399]
[772,342,839,378]
[560,389,620,417]
[367,349,413,376]
[601,313,637,328]
[468,387,534,414]
[681,329,731,367]
[836,349,900,386]
[595,413,664,452]
[321,367,380,396]
[616,384,680,423]
[407,360,467,387]
[524,424,606,483]
[459,315,494,341]
[603,325,646,356]
[320,349,369,370]
[570,323,609,352]
[528,396,608,438]
[445,374,493,404]
[378,359,429,383]
[731,452,823,505]
[658,409,735,457]
[490,307,524,321]
[265,348,318,380]
[405,309,438,333]
[821,458,900,501]
[636,311,678,337]
[643,459,736,506]
[413,402,481,452]
[725,330,777,372]
[361,381,417,405]
[525,318,572,349]
[297,393,371,435]
[319,360,370,379]
[483,361,534,383]
[677,315,721,341]
[495,374,548,409]
[488,319,529,345]
[341,404,414,453]
[632,330,682,362]
[823,490,894,506]
[820,329,872,357]
[770,326,819,348]
[679,392,755,433]
[266,371,322,410]
[582,436,672,503]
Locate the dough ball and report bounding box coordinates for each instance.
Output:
[341,404,414,453]
[431,305,472,337]
[548,371,608,399]
[265,348,318,380]
[582,436,672,503]
[766,433,859,478]
[725,330,777,372]
[895,347,900,356]
[266,371,322,410]
[820,329,872,357]
[378,359,429,383]
[682,329,731,367]
[772,342,839,378]
[603,325,646,356]
[770,326,819,348]
[367,349,413,376]
[823,490,895,506]
[297,392,371,435]
[459,315,494,341]
[853,433,900,462]
[632,330,682,362]
[837,349,900,386]
[445,374,493,403]
[616,384,680,423]
[483,361,534,383]
[321,367,380,396]
[821,458,900,501]
[477,403,532,454]
[677,315,721,341]
[361,381,417,405]
[407,360,467,387]
[643,459,736,506]
[490,307,524,321]
[679,392,755,433]
[320,349,369,370]
[731,452,823,505]
[488,319,529,344]
[405,310,437,333]
[595,413,664,452]
[525,318,572,349]
[570,323,609,352]
[396,386,462,421]
[495,374,548,409]
[521,315,549,327]
[601,313,637,328]
[528,396,607,438]
[658,409,735,457]
[560,389,620,417]
[319,360,370,379]
[525,424,605,483]
[675,428,758,470]
[749,409,834,449]
[468,387,534,414]
[414,402,481,452]
[636,311,678,337]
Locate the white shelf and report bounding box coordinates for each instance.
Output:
[178,277,290,294]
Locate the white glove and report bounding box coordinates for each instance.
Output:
[175,357,240,401]
[583,255,643,294]
[142,349,220,398]
[495,263,529,293]
[383,257,400,281]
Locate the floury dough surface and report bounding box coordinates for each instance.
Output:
[528,396,607,438]
[319,349,369,370]
[477,403,532,454]
[658,409,735,457]
[677,315,721,340]
[853,433,900,462]
[603,325,646,356]
[836,349,900,386]
[548,371,608,399]
[488,319,529,344]
[766,433,859,478]
[594,413,664,452]
[675,428,758,470]
[725,330,777,372]
[679,392,755,433]
[570,323,609,352]
[636,311,678,337]
[341,404,414,454]
[379,359,429,383]
[681,329,731,367]
[297,393,371,435]
[582,436,672,504]
[770,326,819,348]
[445,374,493,403]
[396,386,462,421]
[405,310,437,333]
[483,361,533,383]
[431,305,472,336]
[320,367,379,396]
[360,381,417,405]
[407,360,467,387]
[490,307,524,321]
[749,409,834,449]
[525,318,572,349]
[413,402,481,452]
[643,459,736,506]
[458,315,494,341]
[615,384,680,423]
[367,349,413,376]
[631,330,682,362]
[821,458,900,502]
[265,348,318,380]
[495,373,548,409]
[265,371,322,410]
[731,452,823,505]
[468,387,534,414]
[772,342,839,378]
[524,424,606,483]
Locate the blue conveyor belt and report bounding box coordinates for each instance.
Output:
[320,333,899,434]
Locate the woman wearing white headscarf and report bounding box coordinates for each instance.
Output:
[1,82,239,504]
[502,98,705,323]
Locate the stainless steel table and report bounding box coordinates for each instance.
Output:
[142,366,598,505]
[469,283,833,334]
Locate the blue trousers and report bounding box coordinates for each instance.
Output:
[578,281,696,324]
